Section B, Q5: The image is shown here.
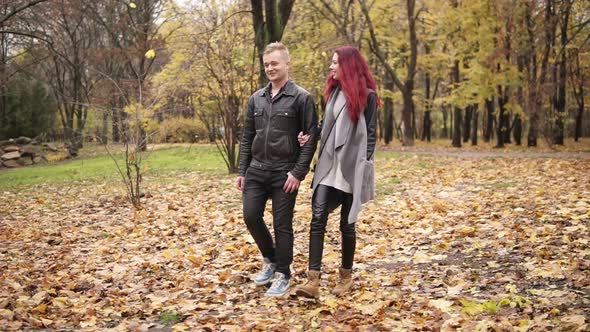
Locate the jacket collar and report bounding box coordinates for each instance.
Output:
[258,80,296,97]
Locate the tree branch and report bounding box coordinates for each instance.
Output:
[0,0,48,25]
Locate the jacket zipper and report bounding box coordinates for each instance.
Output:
[265,94,273,161]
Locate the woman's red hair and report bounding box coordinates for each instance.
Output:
[324,46,381,122]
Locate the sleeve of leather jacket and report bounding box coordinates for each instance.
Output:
[365,92,377,160]
[290,93,319,180]
[238,97,255,177]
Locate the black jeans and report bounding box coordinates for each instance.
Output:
[243,167,297,278]
[309,184,356,271]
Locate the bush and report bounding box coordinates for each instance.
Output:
[1,73,57,140]
[154,117,208,143]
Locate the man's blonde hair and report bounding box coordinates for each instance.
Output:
[263,42,290,61]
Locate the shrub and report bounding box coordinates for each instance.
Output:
[155,117,208,143]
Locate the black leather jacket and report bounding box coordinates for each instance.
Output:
[238,81,319,180]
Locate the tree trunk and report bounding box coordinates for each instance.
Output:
[383,71,395,144]
[422,109,431,142]
[574,101,583,142]
[401,86,414,146]
[513,115,522,145]
[101,110,108,145]
[529,0,556,147]
[112,105,120,143]
[483,98,494,142]
[422,50,432,142]
[442,105,449,139]
[471,105,479,145]
[552,0,571,145]
[463,105,472,143]
[496,87,509,148]
[451,60,461,148]
[251,0,295,88]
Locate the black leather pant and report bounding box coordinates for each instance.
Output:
[243,167,297,278]
[308,184,356,271]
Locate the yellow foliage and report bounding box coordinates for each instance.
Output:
[152,117,208,143]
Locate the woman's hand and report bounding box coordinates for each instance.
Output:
[298,131,310,147]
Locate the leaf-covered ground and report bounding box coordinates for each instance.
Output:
[1,149,589,331]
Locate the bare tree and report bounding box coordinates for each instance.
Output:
[251,0,295,88]
[361,0,420,146]
[0,0,48,26]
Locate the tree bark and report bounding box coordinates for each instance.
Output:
[361,0,417,146]
[251,0,295,88]
[496,86,509,148]
[513,115,522,145]
[451,60,461,148]
[442,105,449,139]
[552,0,572,145]
[528,0,556,147]
[483,98,494,142]
[463,105,472,143]
[471,105,478,146]
[383,71,395,144]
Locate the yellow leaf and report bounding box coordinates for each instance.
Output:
[35,303,49,314]
[187,255,203,267]
[460,299,483,316]
[324,298,339,309]
[458,226,476,237]
[172,324,190,332]
[162,250,175,260]
[31,291,48,305]
[356,301,387,316]
[145,49,156,59]
[429,299,453,313]
[129,2,137,9]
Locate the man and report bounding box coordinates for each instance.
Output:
[236,42,318,297]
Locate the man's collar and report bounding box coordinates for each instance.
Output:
[258,80,295,97]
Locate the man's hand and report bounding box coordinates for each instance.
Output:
[236,176,245,191]
[283,173,300,193]
[297,131,310,147]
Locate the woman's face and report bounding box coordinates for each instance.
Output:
[329,53,340,80]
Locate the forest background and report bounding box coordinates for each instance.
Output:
[1,0,589,173]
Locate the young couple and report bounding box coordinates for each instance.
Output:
[236,42,379,297]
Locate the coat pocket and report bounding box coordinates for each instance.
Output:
[274,108,296,132]
[253,108,264,130]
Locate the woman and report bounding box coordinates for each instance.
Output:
[296,46,379,298]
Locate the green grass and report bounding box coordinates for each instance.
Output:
[0,144,226,189]
[158,310,182,325]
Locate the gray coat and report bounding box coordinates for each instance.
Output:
[312,88,377,223]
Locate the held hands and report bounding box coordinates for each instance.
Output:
[283,173,300,193]
[236,176,245,191]
[297,131,310,147]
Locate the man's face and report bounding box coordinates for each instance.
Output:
[263,50,290,84]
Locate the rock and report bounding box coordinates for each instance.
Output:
[17,157,33,166]
[15,136,32,145]
[21,145,43,157]
[43,143,58,152]
[0,139,14,147]
[1,151,21,160]
[3,145,19,152]
[2,160,21,168]
[33,156,44,164]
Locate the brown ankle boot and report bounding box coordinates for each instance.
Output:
[295,270,321,298]
[332,267,353,296]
